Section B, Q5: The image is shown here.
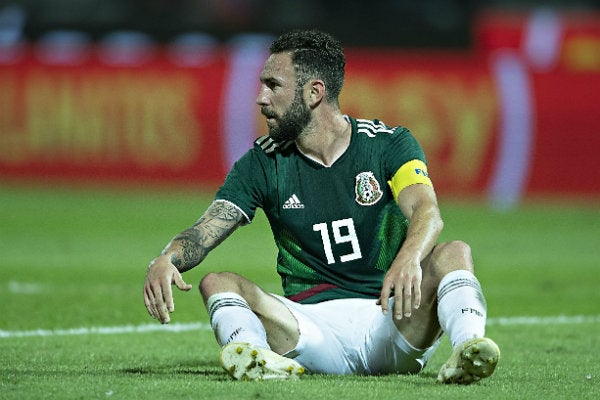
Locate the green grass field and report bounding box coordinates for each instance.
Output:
[1,183,598,399]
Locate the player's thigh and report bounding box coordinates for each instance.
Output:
[225,274,300,354]
[273,296,367,374]
[252,291,300,354]
[367,299,441,374]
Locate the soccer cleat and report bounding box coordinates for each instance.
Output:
[437,337,500,384]
[219,342,306,381]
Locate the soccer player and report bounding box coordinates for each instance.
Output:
[143,29,500,384]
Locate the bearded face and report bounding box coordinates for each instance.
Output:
[263,85,311,143]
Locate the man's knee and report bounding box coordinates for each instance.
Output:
[199,271,243,299]
[431,240,474,275]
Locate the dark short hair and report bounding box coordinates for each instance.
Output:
[270,29,346,104]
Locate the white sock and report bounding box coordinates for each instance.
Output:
[206,292,270,349]
[437,270,487,348]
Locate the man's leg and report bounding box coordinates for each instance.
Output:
[393,241,500,384]
[199,272,305,380]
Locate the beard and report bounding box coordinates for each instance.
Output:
[263,88,311,143]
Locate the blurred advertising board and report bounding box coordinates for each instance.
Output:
[0,33,229,187]
[1,10,599,203]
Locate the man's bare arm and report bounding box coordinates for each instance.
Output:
[144,200,247,323]
[164,200,247,272]
[378,184,443,319]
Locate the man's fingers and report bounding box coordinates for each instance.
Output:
[143,286,157,318]
[164,272,192,313]
[402,284,412,318]
[146,286,161,320]
[156,286,171,324]
[144,264,191,324]
[379,282,393,314]
[413,278,422,310]
[173,272,193,292]
[380,263,423,321]
[162,280,175,313]
[393,287,406,320]
[148,283,170,324]
[393,276,422,320]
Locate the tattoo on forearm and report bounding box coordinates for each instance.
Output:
[170,229,203,270]
[166,201,245,272]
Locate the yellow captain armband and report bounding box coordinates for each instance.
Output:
[388,159,433,199]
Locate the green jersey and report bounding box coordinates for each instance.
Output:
[215,116,430,304]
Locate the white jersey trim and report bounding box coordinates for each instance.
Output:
[255,134,295,154]
[213,199,252,224]
[355,118,396,137]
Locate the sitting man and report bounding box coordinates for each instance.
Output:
[143,29,500,384]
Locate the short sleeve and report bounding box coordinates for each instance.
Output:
[384,127,428,177]
[214,148,268,222]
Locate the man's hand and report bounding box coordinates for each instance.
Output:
[377,255,422,320]
[142,201,246,323]
[143,255,192,324]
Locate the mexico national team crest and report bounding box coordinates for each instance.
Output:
[355,171,383,206]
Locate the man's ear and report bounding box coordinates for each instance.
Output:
[307,79,325,108]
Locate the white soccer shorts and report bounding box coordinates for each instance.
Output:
[273,294,441,375]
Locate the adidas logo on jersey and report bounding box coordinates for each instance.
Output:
[283,194,305,209]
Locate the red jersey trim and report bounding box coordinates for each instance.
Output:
[287,283,339,302]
